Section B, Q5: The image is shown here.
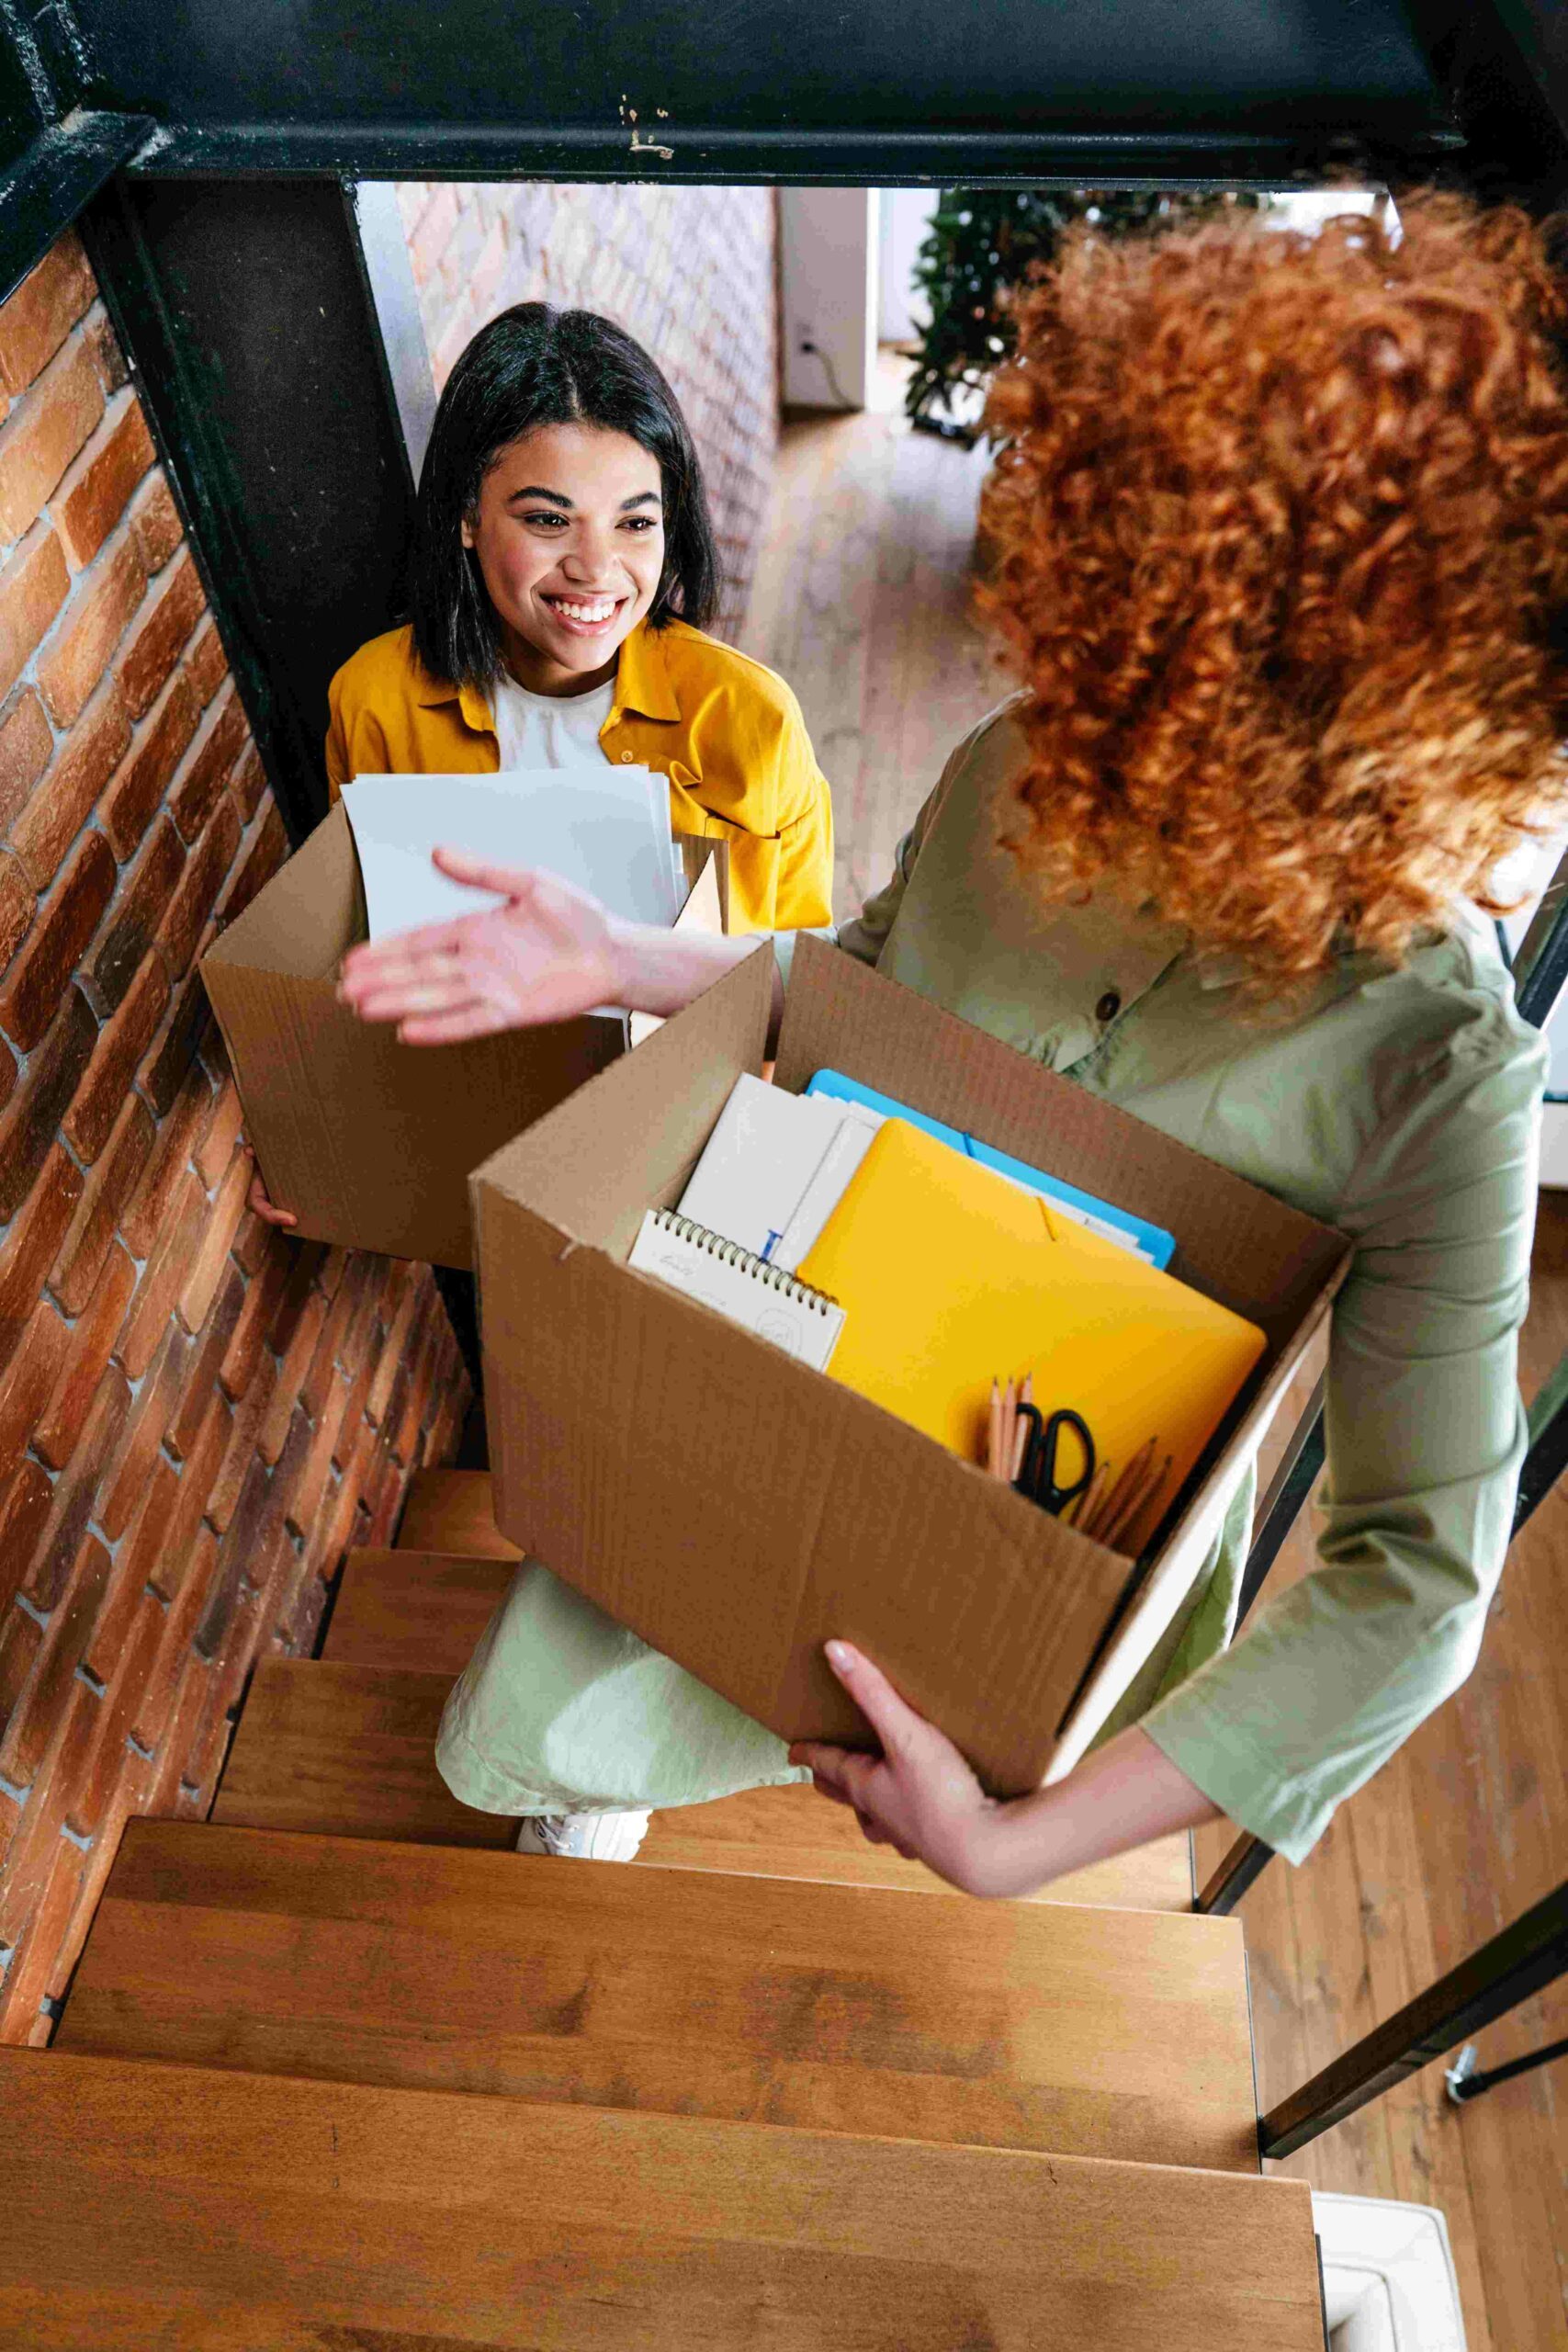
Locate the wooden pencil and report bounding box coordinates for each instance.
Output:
[1081,1438,1155,1544]
[1066,1461,1111,1532]
[1010,1373,1033,1483]
[987,1378,1002,1476]
[1113,1453,1173,1555]
[1100,1443,1166,1552]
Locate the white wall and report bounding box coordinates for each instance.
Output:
[878,188,939,343]
[778,188,880,411]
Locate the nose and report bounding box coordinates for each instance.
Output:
[560,517,620,585]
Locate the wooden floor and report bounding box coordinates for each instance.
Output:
[1191,1200,1568,2352]
[750,357,1568,2352]
[740,356,1001,922]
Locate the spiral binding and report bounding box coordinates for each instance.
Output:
[651,1209,839,1317]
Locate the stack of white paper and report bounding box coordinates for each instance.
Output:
[341,767,679,942]
[677,1074,880,1271]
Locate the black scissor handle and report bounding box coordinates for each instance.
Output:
[1012,1404,1096,1516]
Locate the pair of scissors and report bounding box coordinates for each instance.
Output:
[1010,1404,1096,1517]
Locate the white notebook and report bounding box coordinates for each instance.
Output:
[676,1072,878,1266]
[628,1208,845,1371]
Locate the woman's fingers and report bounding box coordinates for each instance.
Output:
[790,1738,884,1813]
[806,1771,856,1811]
[349,977,479,1023]
[823,1640,924,1765]
[397,1004,507,1046]
[247,1174,297,1229]
[341,917,477,982]
[430,844,542,897]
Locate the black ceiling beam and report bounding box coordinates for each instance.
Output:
[121,126,1458,190]
[65,0,1466,187]
[0,107,148,302]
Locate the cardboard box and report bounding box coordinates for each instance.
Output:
[473,936,1350,1794]
[201,803,724,1270]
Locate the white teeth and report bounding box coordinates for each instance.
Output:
[551,598,616,622]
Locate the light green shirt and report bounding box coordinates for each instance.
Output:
[439,700,1545,1865]
[805,702,1547,1860]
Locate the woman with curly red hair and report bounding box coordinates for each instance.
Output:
[341,192,1568,1890]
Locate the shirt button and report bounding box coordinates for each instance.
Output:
[1096,989,1122,1023]
[621,750,634,762]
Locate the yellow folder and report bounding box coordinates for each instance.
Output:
[797,1119,1265,1520]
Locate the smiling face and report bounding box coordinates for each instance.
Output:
[461,422,667,697]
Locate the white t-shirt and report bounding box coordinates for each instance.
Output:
[492,671,615,772]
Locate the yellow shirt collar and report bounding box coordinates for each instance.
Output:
[412,617,682,735]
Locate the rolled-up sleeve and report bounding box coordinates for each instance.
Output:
[773,745,962,988]
[1142,1010,1547,1862]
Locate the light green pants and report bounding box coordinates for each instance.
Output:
[435,1559,811,1817]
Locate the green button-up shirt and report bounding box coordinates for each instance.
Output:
[438,696,1546,1866]
[807,700,1546,1861]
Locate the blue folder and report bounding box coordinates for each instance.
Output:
[804,1069,1176,1270]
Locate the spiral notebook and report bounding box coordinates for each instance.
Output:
[628,1208,845,1371]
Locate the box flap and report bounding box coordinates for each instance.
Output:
[205,800,364,979]
[472,941,772,1261]
[677,834,729,933]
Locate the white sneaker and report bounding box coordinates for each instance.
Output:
[514,1809,651,1861]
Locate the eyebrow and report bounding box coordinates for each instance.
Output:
[507,486,661,512]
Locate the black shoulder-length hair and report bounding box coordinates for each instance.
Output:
[410,303,721,692]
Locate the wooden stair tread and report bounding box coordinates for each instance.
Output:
[217,1657,1190,1908]
[323,1545,515,1668]
[394,1465,522,1558]
[322,1551,1192,1912]
[215,1658,516,1847]
[640,1781,1193,1912]
[62,1819,1257,2173]
[2,2049,1323,2350]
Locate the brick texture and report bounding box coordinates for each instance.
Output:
[0,334,105,546]
[0,233,471,2044]
[397,180,777,636]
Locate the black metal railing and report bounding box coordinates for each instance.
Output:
[1258,1882,1568,2159]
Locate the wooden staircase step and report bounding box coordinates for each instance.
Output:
[323,1544,515,1668]
[61,1819,1258,2173]
[1,2049,1324,2349]
[394,1465,522,1557]
[216,1657,1191,1908]
[321,1551,1193,1912]
[216,1658,515,1846]
[639,1781,1194,1912]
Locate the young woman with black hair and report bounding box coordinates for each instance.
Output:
[322,303,831,933]
[250,303,837,1379]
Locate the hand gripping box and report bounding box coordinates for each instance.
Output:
[472,936,1349,1794]
[200,803,725,1271]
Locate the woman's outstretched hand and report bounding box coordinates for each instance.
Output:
[337,847,625,1044]
[789,1642,1013,1897]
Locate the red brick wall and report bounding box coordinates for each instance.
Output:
[397,182,778,637]
[0,232,471,2044]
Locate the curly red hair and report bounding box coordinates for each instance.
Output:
[978,192,1568,982]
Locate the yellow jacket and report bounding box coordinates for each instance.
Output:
[325,617,834,933]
